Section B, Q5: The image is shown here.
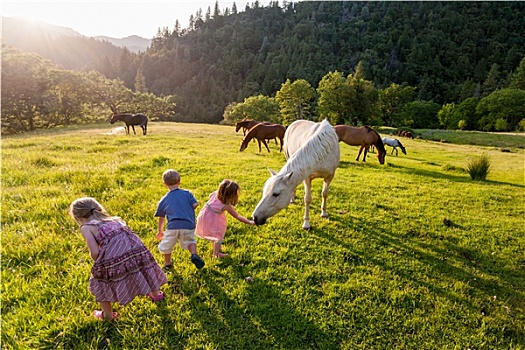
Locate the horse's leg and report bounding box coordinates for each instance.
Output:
[263,140,270,153]
[302,177,313,230]
[356,147,363,161]
[125,125,130,134]
[362,146,368,162]
[394,147,398,156]
[257,140,262,153]
[279,138,283,152]
[320,175,334,218]
[131,125,136,135]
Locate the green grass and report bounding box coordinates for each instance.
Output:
[2,122,525,349]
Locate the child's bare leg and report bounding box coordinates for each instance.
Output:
[187,243,197,255]
[100,301,115,319]
[163,253,172,266]
[213,242,228,258]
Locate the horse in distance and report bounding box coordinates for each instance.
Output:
[252,119,340,230]
[235,119,271,136]
[334,125,386,164]
[110,113,148,135]
[382,137,406,156]
[239,123,286,153]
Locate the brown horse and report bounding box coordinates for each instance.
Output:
[236,119,261,135]
[334,125,386,164]
[235,119,278,144]
[239,123,286,153]
[110,113,148,135]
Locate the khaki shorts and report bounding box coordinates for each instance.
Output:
[158,229,196,253]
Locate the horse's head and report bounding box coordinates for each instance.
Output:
[239,139,247,152]
[252,169,295,226]
[109,114,118,124]
[377,149,386,164]
[235,122,242,132]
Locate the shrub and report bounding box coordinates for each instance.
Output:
[457,119,467,130]
[495,118,508,131]
[466,154,491,180]
[518,118,525,131]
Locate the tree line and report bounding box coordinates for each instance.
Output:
[1,47,176,134]
[2,1,525,134]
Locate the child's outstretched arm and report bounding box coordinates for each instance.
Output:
[225,204,255,225]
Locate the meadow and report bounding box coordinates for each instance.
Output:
[2,122,524,349]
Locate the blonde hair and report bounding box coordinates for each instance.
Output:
[217,179,240,206]
[163,169,180,186]
[69,197,115,225]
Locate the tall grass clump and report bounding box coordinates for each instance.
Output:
[466,153,491,180]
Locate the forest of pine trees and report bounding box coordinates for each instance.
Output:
[2,1,525,133]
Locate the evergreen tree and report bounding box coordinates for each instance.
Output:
[509,56,525,90]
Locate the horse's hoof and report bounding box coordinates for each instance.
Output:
[302,226,311,231]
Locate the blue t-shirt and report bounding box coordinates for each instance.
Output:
[154,188,198,230]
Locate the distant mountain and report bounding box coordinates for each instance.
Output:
[94,35,151,53]
[2,17,150,53]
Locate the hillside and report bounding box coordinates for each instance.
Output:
[1,16,149,69]
[93,35,151,53]
[3,2,525,125]
[142,1,525,123]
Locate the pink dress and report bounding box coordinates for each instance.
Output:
[85,219,167,305]
[195,191,227,243]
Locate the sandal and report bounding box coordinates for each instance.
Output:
[147,291,164,302]
[163,262,173,270]
[93,310,119,321]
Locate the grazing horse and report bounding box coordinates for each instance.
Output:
[235,119,277,145]
[239,123,286,153]
[236,119,259,135]
[110,113,148,135]
[252,119,340,230]
[334,125,386,164]
[382,137,406,156]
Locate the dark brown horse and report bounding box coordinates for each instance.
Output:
[235,119,278,144]
[334,125,386,164]
[110,113,148,135]
[236,119,261,135]
[239,123,286,153]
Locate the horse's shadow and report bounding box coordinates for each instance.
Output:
[172,267,338,349]
[315,212,525,318]
[387,163,524,187]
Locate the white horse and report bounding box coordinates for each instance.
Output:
[252,119,340,230]
[382,137,406,156]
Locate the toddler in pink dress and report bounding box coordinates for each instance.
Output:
[195,179,254,258]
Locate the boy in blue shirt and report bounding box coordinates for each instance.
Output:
[155,169,205,270]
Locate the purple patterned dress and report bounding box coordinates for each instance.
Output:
[85,219,167,305]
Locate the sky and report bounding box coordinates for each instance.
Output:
[2,1,271,39]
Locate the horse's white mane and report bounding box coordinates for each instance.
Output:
[281,120,338,178]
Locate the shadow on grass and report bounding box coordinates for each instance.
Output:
[387,163,525,188]
[44,319,124,349]
[318,213,525,338]
[177,268,337,350]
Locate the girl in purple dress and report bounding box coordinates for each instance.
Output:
[69,197,167,320]
[195,180,254,258]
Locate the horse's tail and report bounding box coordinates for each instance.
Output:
[372,129,386,153]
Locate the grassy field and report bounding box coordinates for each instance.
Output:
[2,122,524,349]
